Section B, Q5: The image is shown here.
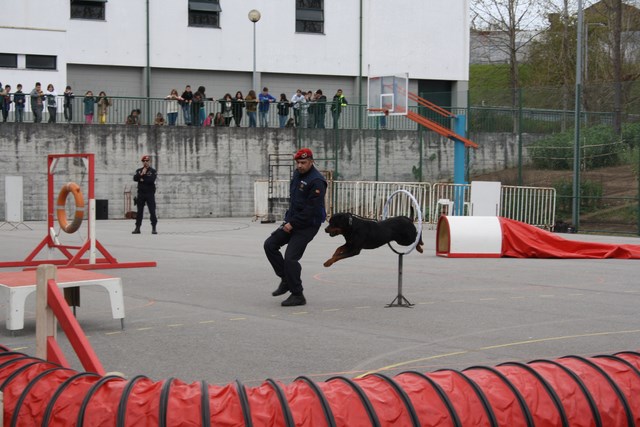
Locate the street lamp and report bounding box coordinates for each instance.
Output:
[248,9,261,92]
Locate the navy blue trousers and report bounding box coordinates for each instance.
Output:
[264,224,319,296]
[135,191,157,227]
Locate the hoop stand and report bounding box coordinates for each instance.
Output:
[0,153,156,270]
[385,253,414,308]
[382,189,422,308]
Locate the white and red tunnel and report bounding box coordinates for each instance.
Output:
[1,345,639,426]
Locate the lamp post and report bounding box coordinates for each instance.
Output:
[573,0,584,229]
[248,9,261,92]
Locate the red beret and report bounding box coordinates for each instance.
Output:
[141,155,150,161]
[294,148,313,160]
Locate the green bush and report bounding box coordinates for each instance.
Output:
[529,133,574,169]
[553,178,604,217]
[529,125,624,170]
[622,122,640,149]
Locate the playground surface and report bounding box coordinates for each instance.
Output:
[1,218,639,387]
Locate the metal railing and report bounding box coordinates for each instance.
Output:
[255,179,556,228]
[1,94,622,134]
[330,181,431,221]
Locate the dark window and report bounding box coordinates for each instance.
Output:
[70,0,107,20]
[0,53,18,68]
[296,0,323,34]
[189,0,221,28]
[25,55,57,70]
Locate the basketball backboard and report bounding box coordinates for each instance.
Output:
[367,74,409,116]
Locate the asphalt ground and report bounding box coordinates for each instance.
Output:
[1,218,640,387]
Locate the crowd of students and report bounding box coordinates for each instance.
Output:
[1,82,350,128]
[165,85,349,129]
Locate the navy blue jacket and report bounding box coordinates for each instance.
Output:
[285,166,327,229]
[134,166,157,193]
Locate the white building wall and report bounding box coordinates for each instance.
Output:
[1,0,469,100]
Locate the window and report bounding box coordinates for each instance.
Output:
[189,0,221,28]
[70,0,107,20]
[0,53,18,68]
[296,0,324,34]
[25,55,57,70]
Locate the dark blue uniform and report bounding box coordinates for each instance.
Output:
[264,165,327,299]
[134,166,157,230]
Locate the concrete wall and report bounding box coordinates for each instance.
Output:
[0,124,524,221]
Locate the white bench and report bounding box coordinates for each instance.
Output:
[0,268,125,331]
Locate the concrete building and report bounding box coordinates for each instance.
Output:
[0,0,470,107]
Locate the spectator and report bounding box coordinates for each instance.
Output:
[63,86,74,123]
[291,89,305,127]
[258,87,276,127]
[277,93,290,128]
[30,82,45,123]
[97,91,112,124]
[192,86,208,127]
[313,89,327,128]
[214,111,226,127]
[1,84,11,122]
[154,112,166,126]
[232,91,245,127]
[300,91,312,128]
[126,109,140,125]
[165,89,183,126]
[331,89,348,129]
[219,93,233,126]
[203,112,215,127]
[245,89,258,128]
[83,91,96,124]
[181,85,193,125]
[45,84,58,123]
[13,84,25,123]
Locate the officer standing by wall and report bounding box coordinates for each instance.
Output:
[132,155,158,234]
[264,148,327,306]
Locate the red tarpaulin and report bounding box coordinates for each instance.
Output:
[500,217,640,259]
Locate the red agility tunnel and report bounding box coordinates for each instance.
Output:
[437,216,640,258]
[1,345,640,426]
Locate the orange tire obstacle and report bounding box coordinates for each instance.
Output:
[0,345,639,426]
[0,153,156,270]
[56,182,85,234]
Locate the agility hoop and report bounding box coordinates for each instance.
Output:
[381,189,423,308]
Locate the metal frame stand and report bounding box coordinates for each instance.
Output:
[382,189,422,308]
[385,253,414,308]
[0,153,156,270]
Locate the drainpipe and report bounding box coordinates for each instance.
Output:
[146,0,151,124]
[358,0,363,129]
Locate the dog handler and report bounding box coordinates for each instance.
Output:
[132,155,158,235]
[264,148,327,306]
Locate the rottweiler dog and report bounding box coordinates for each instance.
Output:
[323,212,423,267]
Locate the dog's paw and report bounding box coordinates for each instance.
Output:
[416,244,424,254]
[323,259,333,267]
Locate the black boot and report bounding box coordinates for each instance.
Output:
[152,226,157,235]
[281,293,306,307]
[132,226,141,234]
[271,280,288,296]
